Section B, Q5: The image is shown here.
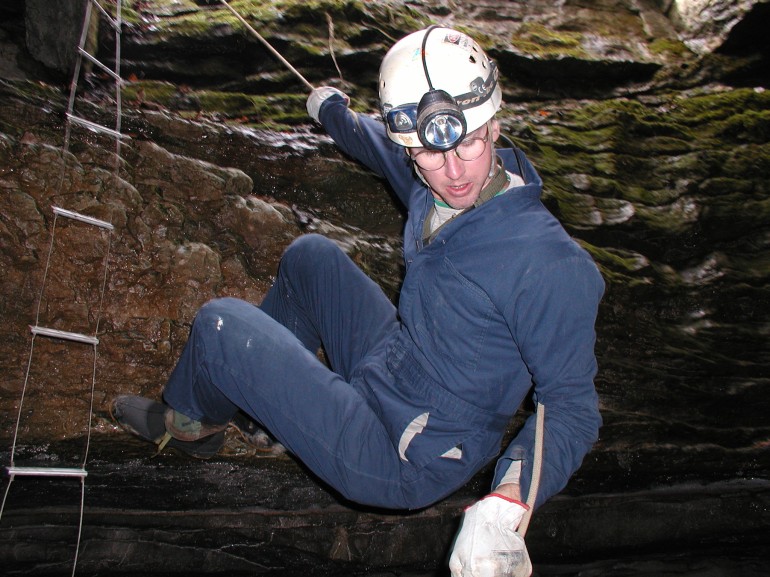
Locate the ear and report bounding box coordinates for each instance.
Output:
[490,119,501,142]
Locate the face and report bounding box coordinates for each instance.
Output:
[409,120,500,210]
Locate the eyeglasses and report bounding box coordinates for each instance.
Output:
[409,125,490,171]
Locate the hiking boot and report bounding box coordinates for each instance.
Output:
[164,406,228,442]
[111,395,226,459]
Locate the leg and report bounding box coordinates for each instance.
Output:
[260,234,398,379]
[162,297,409,508]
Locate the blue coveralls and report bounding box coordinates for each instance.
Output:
[164,94,604,510]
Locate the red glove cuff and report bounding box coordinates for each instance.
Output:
[484,493,529,509]
[462,494,530,512]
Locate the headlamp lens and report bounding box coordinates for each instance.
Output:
[423,115,465,150]
[416,89,466,151]
[385,105,418,134]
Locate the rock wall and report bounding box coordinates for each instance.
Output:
[0,0,769,575]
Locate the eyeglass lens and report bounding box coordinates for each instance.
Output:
[412,127,489,171]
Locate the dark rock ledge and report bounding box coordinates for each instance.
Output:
[2,433,769,576]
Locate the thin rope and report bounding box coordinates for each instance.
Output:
[220,0,314,91]
[326,12,344,84]
[3,210,60,475]
[60,0,94,173]
[113,0,123,165]
[2,3,122,574]
[0,476,12,520]
[82,232,112,469]
[70,476,86,577]
[6,336,39,472]
[518,403,545,537]
[33,212,58,326]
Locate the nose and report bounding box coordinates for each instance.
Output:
[444,149,465,179]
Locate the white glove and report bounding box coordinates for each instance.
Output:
[449,494,532,577]
[306,86,349,122]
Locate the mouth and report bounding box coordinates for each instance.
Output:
[446,182,472,196]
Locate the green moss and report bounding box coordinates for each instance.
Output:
[648,38,692,58]
[271,0,368,20]
[520,90,770,199]
[674,89,770,129]
[1,78,64,107]
[722,143,770,180]
[717,109,770,144]
[121,80,308,125]
[698,177,756,197]
[121,81,178,107]
[635,200,699,234]
[228,0,426,38]
[577,241,652,286]
[512,23,587,59]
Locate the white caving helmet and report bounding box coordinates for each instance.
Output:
[379,26,502,151]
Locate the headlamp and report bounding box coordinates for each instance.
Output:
[381,26,500,149]
[385,104,418,135]
[415,26,467,151]
[416,89,466,151]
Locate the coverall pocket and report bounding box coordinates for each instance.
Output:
[397,411,471,467]
[398,411,497,471]
[400,423,500,489]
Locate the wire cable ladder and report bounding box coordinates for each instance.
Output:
[1,2,123,575]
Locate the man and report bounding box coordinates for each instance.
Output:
[114,26,604,576]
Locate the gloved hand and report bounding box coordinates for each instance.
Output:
[449,494,532,577]
[306,86,350,122]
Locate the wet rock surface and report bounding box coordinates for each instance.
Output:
[1,0,769,575]
[2,435,769,576]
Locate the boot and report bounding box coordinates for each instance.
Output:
[111,395,226,459]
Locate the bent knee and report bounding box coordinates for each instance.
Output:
[284,233,338,259]
[281,234,342,274]
[195,297,255,328]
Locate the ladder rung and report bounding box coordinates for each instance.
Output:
[66,113,129,141]
[77,47,122,83]
[30,326,99,345]
[89,0,120,31]
[5,466,88,478]
[53,206,114,230]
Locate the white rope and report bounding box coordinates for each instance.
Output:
[220,0,315,91]
[61,0,93,161]
[0,475,13,521]
[326,12,344,84]
[70,470,87,577]
[2,3,122,575]
[114,0,123,164]
[518,402,545,537]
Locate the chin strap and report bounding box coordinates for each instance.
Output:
[473,156,510,209]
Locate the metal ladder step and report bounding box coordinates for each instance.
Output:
[77,47,122,83]
[30,326,99,345]
[53,206,114,230]
[88,0,119,31]
[0,5,121,575]
[66,113,130,141]
[5,466,88,479]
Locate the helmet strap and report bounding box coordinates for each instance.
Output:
[488,136,497,178]
[474,155,510,209]
[415,26,467,150]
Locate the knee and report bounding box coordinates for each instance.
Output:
[280,234,341,276]
[195,297,252,330]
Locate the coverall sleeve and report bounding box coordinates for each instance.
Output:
[317,93,416,207]
[494,255,605,509]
